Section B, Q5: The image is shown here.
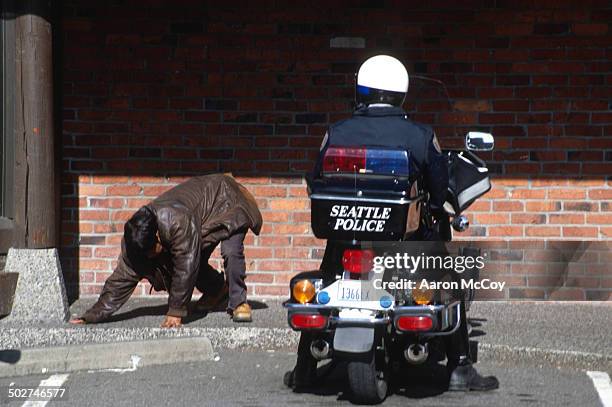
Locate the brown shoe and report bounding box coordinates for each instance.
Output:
[231,302,252,323]
[194,284,229,313]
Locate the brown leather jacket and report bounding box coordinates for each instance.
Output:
[81,174,262,322]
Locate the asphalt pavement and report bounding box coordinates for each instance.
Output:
[1,299,610,370]
[1,299,610,405]
[0,350,605,407]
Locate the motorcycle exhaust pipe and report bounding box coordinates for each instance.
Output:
[404,343,428,365]
[310,339,331,360]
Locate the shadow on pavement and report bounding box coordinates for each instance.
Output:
[101,300,268,324]
[289,359,452,401]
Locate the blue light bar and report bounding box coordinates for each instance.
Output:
[365,149,410,176]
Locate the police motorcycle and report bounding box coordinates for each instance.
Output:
[283,131,494,404]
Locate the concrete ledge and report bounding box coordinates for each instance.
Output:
[0,337,213,378]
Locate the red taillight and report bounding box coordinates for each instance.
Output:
[342,249,374,274]
[322,147,366,173]
[396,316,433,332]
[290,314,327,330]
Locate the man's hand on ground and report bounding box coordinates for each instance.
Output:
[161,315,182,328]
[69,318,86,325]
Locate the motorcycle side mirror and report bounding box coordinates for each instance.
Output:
[465,132,494,151]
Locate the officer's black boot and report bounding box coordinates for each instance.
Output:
[446,301,499,392]
[285,332,317,392]
[448,357,499,391]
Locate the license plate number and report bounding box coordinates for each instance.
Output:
[337,282,369,301]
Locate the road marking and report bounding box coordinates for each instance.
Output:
[88,354,141,374]
[587,371,612,407]
[21,374,69,407]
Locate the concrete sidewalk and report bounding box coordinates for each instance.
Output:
[0,299,610,376]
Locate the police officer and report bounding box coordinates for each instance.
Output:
[286,55,498,392]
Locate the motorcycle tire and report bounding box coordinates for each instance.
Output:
[347,350,388,405]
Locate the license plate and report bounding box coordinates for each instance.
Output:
[337,281,370,301]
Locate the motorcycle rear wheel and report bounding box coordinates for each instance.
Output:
[347,350,388,404]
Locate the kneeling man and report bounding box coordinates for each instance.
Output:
[70,174,262,327]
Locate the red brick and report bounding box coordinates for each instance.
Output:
[587,214,612,224]
[493,179,529,187]
[493,100,530,112]
[509,189,546,199]
[525,226,561,237]
[254,285,288,297]
[293,236,325,247]
[94,247,121,258]
[79,185,107,196]
[564,201,598,212]
[292,260,321,272]
[288,187,308,197]
[142,185,174,196]
[245,273,274,284]
[80,210,109,221]
[258,260,292,272]
[261,211,290,223]
[105,235,123,245]
[572,23,608,36]
[268,199,308,211]
[111,210,135,222]
[243,247,273,259]
[273,273,297,285]
[89,198,125,209]
[79,272,95,283]
[126,198,152,208]
[511,214,546,224]
[589,189,612,200]
[489,226,523,237]
[563,227,598,238]
[79,259,109,271]
[467,201,491,212]
[548,189,586,199]
[258,236,291,247]
[474,213,510,224]
[273,224,310,235]
[549,214,585,224]
[493,201,524,212]
[250,186,287,197]
[107,185,143,196]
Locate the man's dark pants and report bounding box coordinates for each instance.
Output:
[195,230,247,310]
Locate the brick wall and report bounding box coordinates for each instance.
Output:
[60,0,611,300]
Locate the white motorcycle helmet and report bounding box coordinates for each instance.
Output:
[356,55,409,107]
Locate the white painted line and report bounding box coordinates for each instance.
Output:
[21,373,69,407]
[587,371,612,407]
[88,354,141,374]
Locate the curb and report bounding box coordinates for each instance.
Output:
[476,343,612,371]
[0,337,213,378]
[1,327,610,377]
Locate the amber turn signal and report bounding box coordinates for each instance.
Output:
[292,279,316,304]
[412,287,433,305]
